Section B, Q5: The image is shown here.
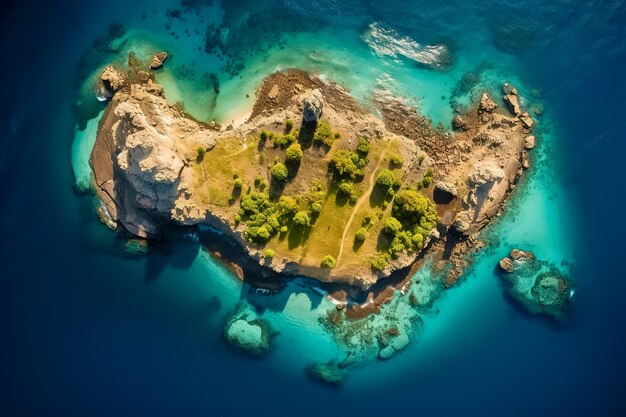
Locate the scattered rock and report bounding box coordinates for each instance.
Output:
[302,89,324,122]
[503,94,521,116]
[479,93,497,113]
[524,135,535,149]
[149,51,168,69]
[519,113,534,129]
[434,181,458,202]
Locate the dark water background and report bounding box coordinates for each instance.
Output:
[1,0,626,415]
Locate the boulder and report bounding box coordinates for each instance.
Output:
[524,135,536,149]
[503,93,521,116]
[479,93,497,113]
[434,181,458,203]
[510,249,534,260]
[302,89,324,122]
[268,84,279,100]
[149,51,168,69]
[499,257,514,273]
[452,115,467,130]
[519,113,534,129]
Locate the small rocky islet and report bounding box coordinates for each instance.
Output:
[85,49,571,382]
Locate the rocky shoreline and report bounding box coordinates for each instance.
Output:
[89,53,536,297]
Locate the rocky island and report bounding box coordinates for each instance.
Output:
[90,56,536,293]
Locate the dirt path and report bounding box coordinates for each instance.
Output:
[336,151,386,263]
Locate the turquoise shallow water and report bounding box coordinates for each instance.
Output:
[1,0,625,415]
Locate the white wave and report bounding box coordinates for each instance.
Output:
[362,22,450,70]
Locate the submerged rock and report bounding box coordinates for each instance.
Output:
[498,250,573,321]
[306,362,344,385]
[452,115,467,130]
[519,112,534,129]
[224,311,272,355]
[379,332,410,360]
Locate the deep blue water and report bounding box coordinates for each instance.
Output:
[1,0,626,415]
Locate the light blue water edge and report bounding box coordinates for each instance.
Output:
[70,19,577,384]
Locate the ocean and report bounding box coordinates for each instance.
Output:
[1,0,625,415]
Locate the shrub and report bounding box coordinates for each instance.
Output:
[321,255,337,268]
[196,147,206,158]
[311,201,323,214]
[285,142,303,162]
[271,162,289,182]
[260,130,270,141]
[334,132,341,139]
[254,175,267,190]
[355,227,368,241]
[383,217,403,235]
[418,155,425,166]
[277,196,298,215]
[313,120,334,146]
[337,180,353,196]
[233,178,243,189]
[356,137,370,155]
[375,169,398,188]
[285,119,294,132]
[293,211,310,226]
[264,249,275,259]
[390,155,403,166]
[371,253,390,271]
[329,150,367,180]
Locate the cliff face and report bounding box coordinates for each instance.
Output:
[90,65,534,288]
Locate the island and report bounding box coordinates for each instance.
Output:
[90,55,535,294]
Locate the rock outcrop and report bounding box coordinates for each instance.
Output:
[305,362,344,385]
[90,73,215,237]
[479,92,497,113]
[379,333,410,359]
[504,93,521,116]
[302,89,323,122]
[99,65,126,98]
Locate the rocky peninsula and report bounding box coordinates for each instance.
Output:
[90,57,536,292]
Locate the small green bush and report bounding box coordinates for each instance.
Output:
[285,143,303,162]
[329,150,367,180]
[196,147,206,157]
[260,130,270,141]
[321,255,337,268]
[371,253,390,271]
[271,162,289,182]
[356,137,370,155]
[311,201,323,214]
[338,180,353,196]
[375,169,398,188]
[355,227,368,241]
[285,119,294,132]
[390,155,404,166]
[233,178,243,189]
[264,249,275,259]
[313,121,334,147]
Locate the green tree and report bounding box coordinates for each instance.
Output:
[371,253,390,271]
[271,162,289,182]
[329,150,367,180]
[264,249,275,259]
[321,255,337,268]
[313,121,334,146]
[285,142,303,162]
[233,178,243,189]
